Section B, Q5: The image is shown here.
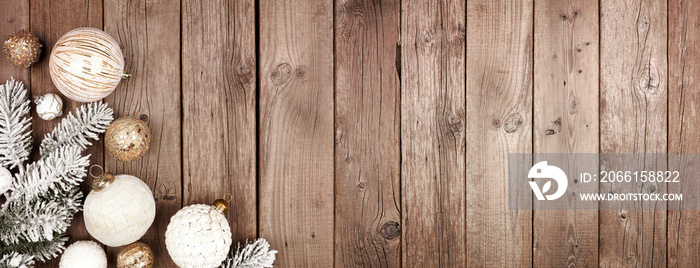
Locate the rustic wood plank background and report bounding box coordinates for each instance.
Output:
[1,0,699,267]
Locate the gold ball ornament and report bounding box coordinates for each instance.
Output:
[49,27,129,102]
[3,30,42,68]
[117,242,154,268]
[105,117,151,161]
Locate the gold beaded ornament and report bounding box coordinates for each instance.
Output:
[3,30,42,68]
[49,27,130,102]
[117,242,154,268]
[105,117,151,162]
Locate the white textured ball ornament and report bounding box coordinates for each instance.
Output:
[84,173,156,247]
[49,27,128,102]
[59,240,107,268]
[34,93,63,120]
[165,203,232,268]
[0,167,12,196]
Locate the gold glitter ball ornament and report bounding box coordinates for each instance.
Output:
[49,27,129,102]
[117,242,154,268]
[3,30,42,68]
[105,117,151,161]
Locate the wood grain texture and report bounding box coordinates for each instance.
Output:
[29,0,103,267]
[669,0,700,266]
[0,0,29,83]
[600,0,667,267]
[182,0,257,243]
[401,0,465,267]
[259,0,334,267]
[104,0,181,266]
[335,0,401,267]
[466,0,533,267]
[533,0,598,267]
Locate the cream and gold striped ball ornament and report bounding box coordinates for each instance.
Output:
[84,171,155,247]
[49,27,129,102]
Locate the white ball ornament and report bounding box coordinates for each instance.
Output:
[165,199,232,268]
[49,27,129,102]
[59,240,107,268]
[84,167,156,247]
[34,93,63,120]
[0,167,12,196]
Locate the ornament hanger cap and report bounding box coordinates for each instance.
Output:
[213,194,232,215]
[90,165,114,191]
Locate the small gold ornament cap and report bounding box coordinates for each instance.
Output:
[213,193,233,215]
[90,165,114,191]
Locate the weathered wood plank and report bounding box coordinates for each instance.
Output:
[259,0,334,266]
[466,0,533,267]
[29,0,103,267]
[401,0,465,266]
[0,0,29,83]
[104,0,181,266]
[669,0,700,266]
[182,0,257,245]
[599,0,667,267]
[335,0,401,267]
[533,0,598,267]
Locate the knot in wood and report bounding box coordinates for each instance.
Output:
[569,96,578,114]
[447,113,463,133]
[636,65,660,95]
[139,114,148,121]
[295,67,306,77]
[270,62,293,86]
[492,119,501,128]
[380,221,401,240]
[503,114,523,133]
[236,64,255,85]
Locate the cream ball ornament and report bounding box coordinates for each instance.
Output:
[49,27,129,102]
[0,167,12,195]
[165,198,232,268]
[59,240,107,268]
[84,167,156,247]
[34,93,63,120]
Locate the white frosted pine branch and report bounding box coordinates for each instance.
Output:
[0,252,34,268]
[0,79,31,170]
[221,238,277,268]
[39,101,113,158]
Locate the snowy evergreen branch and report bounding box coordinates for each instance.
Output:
[6,146,89,203]
[0,252,34,268]
[0,83,113,266]
[0,147,86,262]
[0,79,31,170]
[39,101,112,158]
[220,238,277,268]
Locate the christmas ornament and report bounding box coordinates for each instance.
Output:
[49,27,129,102]
[117,242,154,268]
[0,167,11,196]
[105,117,151,161]
[3,30,41,68]
[34,93,63,120]
[84,166,156,247]
[165,197,233,268]
[58,240,107,268]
